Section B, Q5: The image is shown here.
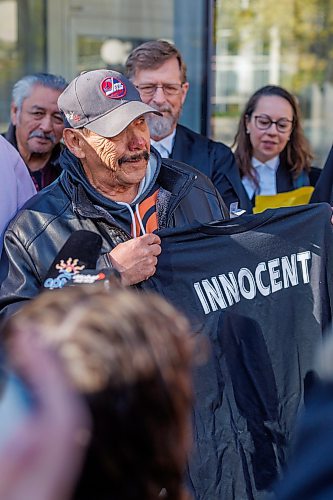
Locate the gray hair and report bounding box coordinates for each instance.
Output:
[12,73,68,111]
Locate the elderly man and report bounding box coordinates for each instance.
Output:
[3,73,68,190]
[0,69,227,317]
[125,39,251,213]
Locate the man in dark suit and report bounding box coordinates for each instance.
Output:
[310,144,333,204]
[125,40,251,213]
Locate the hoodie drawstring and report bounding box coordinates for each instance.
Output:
[117,202,146,239]
[135,204,146,236]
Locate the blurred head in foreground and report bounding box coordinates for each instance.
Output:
[4,283,194,500]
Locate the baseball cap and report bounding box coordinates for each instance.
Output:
[57,69,161,137]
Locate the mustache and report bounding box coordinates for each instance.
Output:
[118,150,149,165]
[28,130,56,144]
[149,103,173,113]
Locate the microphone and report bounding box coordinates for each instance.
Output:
[43,230,103,290]
[64,267,121,287]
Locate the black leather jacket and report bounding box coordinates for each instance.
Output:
[0,150,228,318]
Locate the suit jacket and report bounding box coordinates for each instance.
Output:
[275,159,310,192]
[171,124,252,213]
[310,144,333,203]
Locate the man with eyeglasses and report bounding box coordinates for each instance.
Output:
[125,40,251,214]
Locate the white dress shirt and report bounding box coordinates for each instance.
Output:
[151,129,176,158]
[242,156,280,200]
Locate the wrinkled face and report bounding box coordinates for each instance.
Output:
[78,115,151,193]
[11,85,64,156]
[132,57,189,140]
[246,95,294,163]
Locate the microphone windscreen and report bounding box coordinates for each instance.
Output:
[43,230,103,290]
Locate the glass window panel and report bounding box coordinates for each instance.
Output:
[48,0,207,133]
[213,0,333,166]
[0,0,46,129]
[0,0,207,135]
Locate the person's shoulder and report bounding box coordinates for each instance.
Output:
[161,157,218,192]
[162,155,206,176]
[8,180,70,234]
[309,166,322,187]
[0,135,21,163]
[0,136,34,188]
[22,179,67,210]
[176,124,232,153]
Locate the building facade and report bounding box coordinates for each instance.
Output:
[0,0,332,165]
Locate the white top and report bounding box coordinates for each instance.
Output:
[242,155,280,200]
[0,135,36,256]
[151,129,176,158]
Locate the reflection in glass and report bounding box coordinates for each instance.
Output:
[0,0,46,129]
[213,0,333,166]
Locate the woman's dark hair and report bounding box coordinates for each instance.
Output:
[232,85,313,186]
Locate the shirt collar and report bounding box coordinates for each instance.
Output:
[252,155,280,171]
[151,129,176,156]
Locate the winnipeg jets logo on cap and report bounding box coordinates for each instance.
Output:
[100,77,126,99]
[65,111,82,122]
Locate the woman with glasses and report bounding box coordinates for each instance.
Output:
[232,85,316,210]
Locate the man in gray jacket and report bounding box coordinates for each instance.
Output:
[0,69,227,317]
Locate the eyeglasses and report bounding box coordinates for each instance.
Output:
[254,114,293,133]
[135,83,184,97]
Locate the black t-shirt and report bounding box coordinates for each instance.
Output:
[142,203,333,500]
